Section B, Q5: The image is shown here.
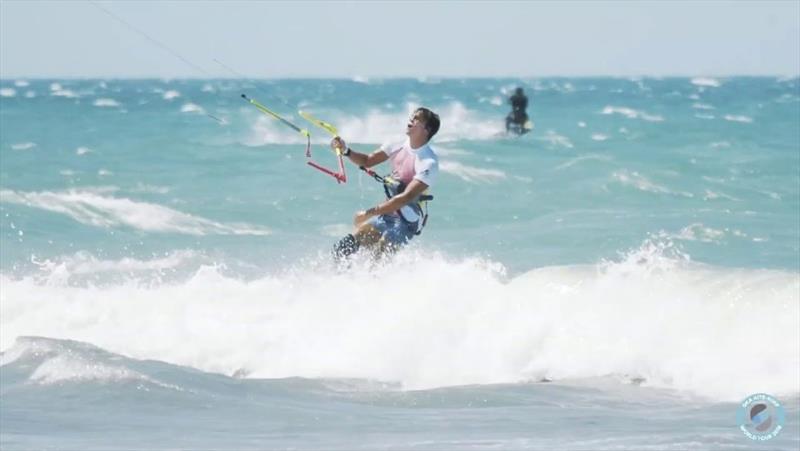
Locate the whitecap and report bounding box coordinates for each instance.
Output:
[93,98,121,107]
[702,189,741,201]
[691,77,721,87]
[660,223,726,243]
[76,147,91,155]
[14,80,29,87]
[601,106,663,122]
[440,161,506,183]
[612,170,693,197]
[434,146,472,157]
[51,89,78,98]
[692,103,715,110]
[163,90,180,100]
[180,103,204,114]
[0,189,271,236]
[555,154,612,170]
[724,115,753,123]
[246,101,503,146]
[11,142,36,151]
[540,130,573,148]
[0,88,17,97]
[591,133,608,141]
[1,249,796,400]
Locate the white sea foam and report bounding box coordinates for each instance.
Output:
[14,80,29,87]
[723,115,753,123]
[612,170,693,197]
[11,142,36,151]
[660,223,726,243]
[1,246,797,401]
[691,77,721,87]
[0,189,271,236]
[2,337,183,390]
[601,106,664,122]
[439,161,506,183]
[244,102,503,146]
[98,169,113,177]
[52,90,78,98]
[692,103,715,110]
[695,114,715,120]
[539,130,573,148]
[710,142,731,149]
[76,146,91,155]
[434,146,473,157]
[591,133,609,141]
[555,154,612,170]
[163,90,180,100]
[0,88,17,97]
[32,250,200,276]
[702,189,741,201]
[93,98,121,107]
[50,83,78,98]
[24,91,36,98]
[30,354,149,385]
[180,103,204,114]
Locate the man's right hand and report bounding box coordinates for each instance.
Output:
[331,136,346,151]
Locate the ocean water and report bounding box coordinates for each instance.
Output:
[0,77,798,450]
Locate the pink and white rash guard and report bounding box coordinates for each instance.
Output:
[378,137,439,222]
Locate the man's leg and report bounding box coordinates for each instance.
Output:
[333,221,383,260]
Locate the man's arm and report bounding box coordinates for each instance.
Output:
[355,179,429,226]
[331,137,389,168]
[346,148,389,168]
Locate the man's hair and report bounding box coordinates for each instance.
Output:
[415,107,440,140]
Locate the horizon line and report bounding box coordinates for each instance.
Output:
[2,74,799,81]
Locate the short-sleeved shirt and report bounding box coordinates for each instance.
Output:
[379,138,439,188]
[378,138,439,223]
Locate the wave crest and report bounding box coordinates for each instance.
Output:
[1,246,797,401]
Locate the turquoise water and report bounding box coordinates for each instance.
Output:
[1,77,798,449]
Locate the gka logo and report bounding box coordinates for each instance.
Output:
[736,393,785,441]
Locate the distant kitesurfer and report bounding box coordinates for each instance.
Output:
[506,87,530,135]
[332,107,440,260]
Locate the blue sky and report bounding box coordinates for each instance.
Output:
[1,0,798,78]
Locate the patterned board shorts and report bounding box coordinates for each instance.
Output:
[368,214,417,247]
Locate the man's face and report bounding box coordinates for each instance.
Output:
[406,111,428,141]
